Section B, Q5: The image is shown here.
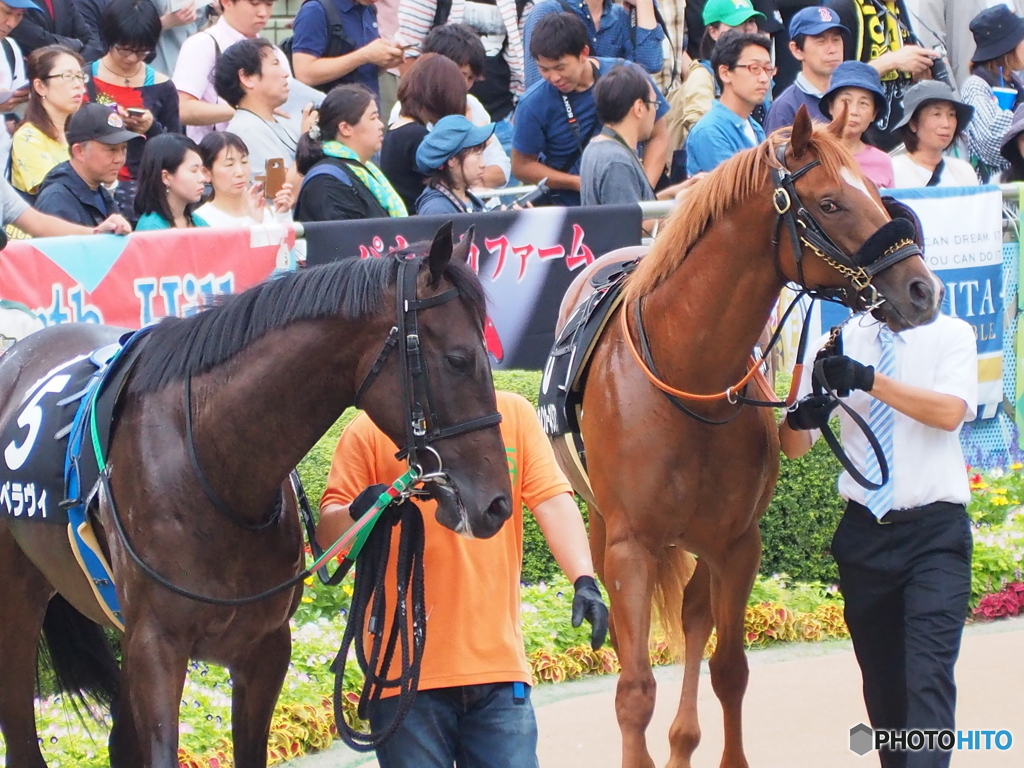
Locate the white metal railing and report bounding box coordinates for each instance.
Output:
[293,184,1023,240]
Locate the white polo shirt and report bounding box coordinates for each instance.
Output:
[797,313,978,510]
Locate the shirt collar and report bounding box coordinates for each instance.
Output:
[336,0,359,12]
[795,73,824,97]
[863,318,905,344]
[214,15,248,46]
[710,99,750,128]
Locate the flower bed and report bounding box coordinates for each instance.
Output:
[7,453,1024,766]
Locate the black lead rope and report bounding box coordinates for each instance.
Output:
[332,500,426,752]
[811,359,890,491]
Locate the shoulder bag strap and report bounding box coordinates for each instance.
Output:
[926,159,944,187]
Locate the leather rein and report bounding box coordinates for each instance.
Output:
[105,252,502,607]
[620,142,923,421]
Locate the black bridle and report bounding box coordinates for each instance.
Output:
[769,144,922,310]
[629,141,925,489]
[106,250,503,607]
[352,251,503,479]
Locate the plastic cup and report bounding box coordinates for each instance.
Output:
[993,86,1017,111]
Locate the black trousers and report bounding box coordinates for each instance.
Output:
[831,501,973,768]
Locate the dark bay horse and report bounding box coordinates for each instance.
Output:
[551,108,942,768]
[0,224,513,768]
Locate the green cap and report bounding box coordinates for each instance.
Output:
[702,0,765,27]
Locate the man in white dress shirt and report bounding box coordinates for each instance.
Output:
[780,309,977,768]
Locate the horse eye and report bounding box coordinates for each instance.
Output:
[445,354,471,372]
[820,200,841,214]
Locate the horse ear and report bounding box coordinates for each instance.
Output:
[827,100,848,139]
[452,225,476,264]
[427,221,455,284]
[790,104,813,157]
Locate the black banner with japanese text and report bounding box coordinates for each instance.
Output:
[303,205,644,369]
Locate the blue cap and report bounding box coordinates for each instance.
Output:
[820,61,886,120]
[2,0,42,9]
[415,115,495,173]
[789,5,849,39]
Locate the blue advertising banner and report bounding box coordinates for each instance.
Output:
[889,186,1004,420]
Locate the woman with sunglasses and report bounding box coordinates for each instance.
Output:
[86,0,181,221]
[10,45,84,199]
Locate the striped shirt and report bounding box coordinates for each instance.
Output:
[396,0,525,96]
[960,74,1012,183]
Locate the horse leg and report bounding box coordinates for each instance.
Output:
[120,619,189,768]
[230,625,292,768]
[666,557,713,768]
[707,526,761,768]
[605,531,658,768]
[108,676,143,768]
[0,523,54,768]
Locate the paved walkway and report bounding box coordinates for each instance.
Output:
[287,617,1024,768]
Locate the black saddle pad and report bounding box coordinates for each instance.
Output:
[0,333,146,524]
[537,259,639,437]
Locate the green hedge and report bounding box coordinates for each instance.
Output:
[296,369,844,585]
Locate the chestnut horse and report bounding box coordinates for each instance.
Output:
[0,225,513,768]
[551,108,942,767]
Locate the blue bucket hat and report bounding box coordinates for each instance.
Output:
[789,6,849,40]
[820,61,886,120]
[415,115,495,174]
[1,0,41,8]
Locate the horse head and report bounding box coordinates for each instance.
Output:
[777,104,942,330]
[354,222,513,540]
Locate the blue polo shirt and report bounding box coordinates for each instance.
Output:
[290,0,380,95]
[523,0,664,88]
[685,100,766,176]
[513,56,670,206]
[764,80,827,134]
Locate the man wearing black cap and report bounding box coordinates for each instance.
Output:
[35,102,141,228]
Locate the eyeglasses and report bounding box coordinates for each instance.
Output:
[113,44,151,57]
[45,71,89,83]
[732,63,777,78]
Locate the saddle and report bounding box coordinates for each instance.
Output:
[537,259,640,474]
[0,329,150,629]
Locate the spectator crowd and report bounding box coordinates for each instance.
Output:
[0,0,1017,235]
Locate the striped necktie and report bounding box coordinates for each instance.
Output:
[864,327,896,519]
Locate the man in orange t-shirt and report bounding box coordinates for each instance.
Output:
[318,390,606,768]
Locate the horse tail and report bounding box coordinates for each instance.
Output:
[651,547,697,661]
[38,594,120,711]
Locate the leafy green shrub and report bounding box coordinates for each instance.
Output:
[760,439,845,584]
[293,369,848,586]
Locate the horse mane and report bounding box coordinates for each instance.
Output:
[624,126,860,302]
[128,250,487,395]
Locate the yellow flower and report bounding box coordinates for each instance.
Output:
[991,496,1009,506]
[1011,463,1023,471]
[301,595,313,603]
[992,488,1008,495]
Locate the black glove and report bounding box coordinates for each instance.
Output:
[785,394,839,431]
[572,575,609,650]
[819,355,874,395]
[349,484,390,521]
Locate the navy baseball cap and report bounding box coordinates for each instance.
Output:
[416,115,495,173]
[789,5,849,39]
[1,0,42,9]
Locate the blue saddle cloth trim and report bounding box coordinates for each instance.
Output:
[63,328,152,626]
